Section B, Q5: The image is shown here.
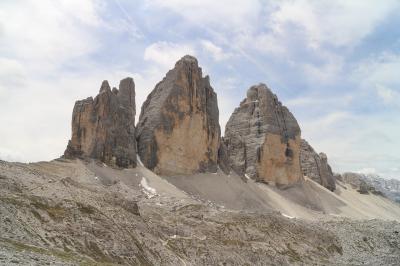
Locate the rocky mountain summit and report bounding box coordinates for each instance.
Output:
[300,139,336,191]
[224,84,302,186]
[136,55,220,176]
[64,78,136,168]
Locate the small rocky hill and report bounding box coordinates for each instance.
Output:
[340,172,400,202]
[300,139,336,191]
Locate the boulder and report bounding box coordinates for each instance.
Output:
[300,139,336,191]
[224,84,302,186]
[64,78,136,168]
[136,55,220,175]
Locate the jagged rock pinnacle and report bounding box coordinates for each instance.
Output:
[64,77,137,168]
[224,84,302,186]
[136,55,220,175]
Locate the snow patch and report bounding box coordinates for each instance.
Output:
[137,155,144,167]
[140,177,157,198]
[244,174,250,180]
[281,213,295,219]
[94,176,99,180]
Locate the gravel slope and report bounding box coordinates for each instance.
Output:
[0,159,399,265]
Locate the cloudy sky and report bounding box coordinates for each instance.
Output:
[0,0,399,179]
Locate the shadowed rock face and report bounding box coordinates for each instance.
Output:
[64,78,136,168]
[300,139,336,191]
[224,84,302,186]
[136,55,220,175]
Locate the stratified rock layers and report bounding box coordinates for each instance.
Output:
[136,55,220,175]
[64,78,136,168]
[300,139,336,191]
[224,84,302,186]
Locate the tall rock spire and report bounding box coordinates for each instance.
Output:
[224,84,302,186]
[64,77,137,168]
[136,55,220,175]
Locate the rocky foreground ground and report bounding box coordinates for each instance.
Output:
[0,159,399,265]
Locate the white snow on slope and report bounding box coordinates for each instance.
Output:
[281,213,295,219]
[137,155,144,166]
[140,177,157,198]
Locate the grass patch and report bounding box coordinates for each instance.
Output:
[1,237,84,263]
[30,200,66,221]
[0,237,118,266]
[0,196,28,207]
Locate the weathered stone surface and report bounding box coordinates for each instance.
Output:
[217,137,230,175]
[136,55,220,175]
[341,173,386,196]
[224,84,302,186]
[300,139,336,191]
[64,78,136,168]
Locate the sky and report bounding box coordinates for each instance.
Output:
[0,0,399,179]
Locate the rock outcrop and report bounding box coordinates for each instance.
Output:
[341,173,386,196]
[224,84,302,186]
[300,139,336,191]
[136,55,220,175]
[64,78,136,168]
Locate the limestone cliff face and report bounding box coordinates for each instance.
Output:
[64,78,136,168]
[224,84,302,186]
[300,139,336,191]
[136,55,220,175]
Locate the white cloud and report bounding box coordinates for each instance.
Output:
[357,168,377,175]
[301,56,343,84]
[353,52,400,107]
[249,34,286,55]
[201,40,231,61]
[146,0,261,31]
[376,84,400,106]
[0,147,25,163]
[270,0,399,48]
[286,94,353,108]
[218,94,237,134]
[0,0,113,163]
[144,41,196,69]
[0,0,103,67]
[354,52,400,85]
[214,77,237,91]
[301,111,353,137]
[0,57,26,87]
[299,111,400,179]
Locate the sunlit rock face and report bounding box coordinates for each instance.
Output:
[64,78,137,168]
[300,139,336,191]
[136,55,220,176]
[224,84,302,187]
